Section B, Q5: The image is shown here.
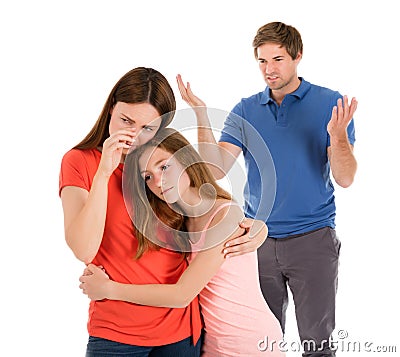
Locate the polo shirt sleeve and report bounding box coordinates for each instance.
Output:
[59,149,91,196]
[346,119,356,146]
[219,102,244,149]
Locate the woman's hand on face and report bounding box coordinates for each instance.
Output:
[222,218,268,258]
[97,128,136,178]
[79,264,111,301]
[176,74,207,115]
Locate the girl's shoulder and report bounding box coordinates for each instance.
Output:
[209,199,244,225]
[190,199,245,251]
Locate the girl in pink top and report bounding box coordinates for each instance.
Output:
[80,129,284,356]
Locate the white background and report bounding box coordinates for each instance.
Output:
[1,0,399,355]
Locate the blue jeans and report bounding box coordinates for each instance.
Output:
[86,334,203,357]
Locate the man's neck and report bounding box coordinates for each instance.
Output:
[271,77,301,106]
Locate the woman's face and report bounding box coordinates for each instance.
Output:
[109,102,162,152]
[139,147,191,204]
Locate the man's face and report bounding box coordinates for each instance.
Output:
[256,42,302,95]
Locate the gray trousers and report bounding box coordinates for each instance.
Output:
[257,227,340,357]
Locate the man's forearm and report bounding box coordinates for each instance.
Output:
[195,109,228,179]
[329,139,357,188]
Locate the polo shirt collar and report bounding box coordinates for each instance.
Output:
[259,77,311,104]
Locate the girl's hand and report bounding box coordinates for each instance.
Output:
[97,128,136,178]
[79,264,111,301]
[222,218,268,258]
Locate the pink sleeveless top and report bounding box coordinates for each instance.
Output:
[189,203,285,356]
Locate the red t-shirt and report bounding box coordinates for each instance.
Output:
[59,148,202,346]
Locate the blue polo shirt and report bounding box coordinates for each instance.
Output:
[219,78,356,238]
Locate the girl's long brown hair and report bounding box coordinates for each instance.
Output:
[123,128,232,259]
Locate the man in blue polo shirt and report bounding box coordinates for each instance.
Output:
[177,21,357,357]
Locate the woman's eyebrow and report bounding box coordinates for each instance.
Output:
[121,113,134,122]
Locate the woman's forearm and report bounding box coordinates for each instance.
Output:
[64,171,109,263]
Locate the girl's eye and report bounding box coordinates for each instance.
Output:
[161,165,170,171]
[144,174,152,181]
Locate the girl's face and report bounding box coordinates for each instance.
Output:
[109,102,162,152]
[139,147,191,204]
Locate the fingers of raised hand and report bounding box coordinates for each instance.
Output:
[337,95,357,123]
[176,74,189,97]
[349,97,358,118]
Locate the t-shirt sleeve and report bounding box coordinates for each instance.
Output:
[59,149,91,196]
[219,102,244,149]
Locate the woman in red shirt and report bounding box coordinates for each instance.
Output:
[59,67,265,356]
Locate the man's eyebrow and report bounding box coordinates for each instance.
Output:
[258,55,284,60]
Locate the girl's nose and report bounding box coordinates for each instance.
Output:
[154,174,162,188]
